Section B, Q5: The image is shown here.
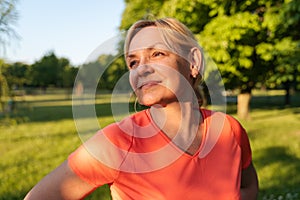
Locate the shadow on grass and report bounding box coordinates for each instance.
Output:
[251,95,300,110]
[3,102,137,123]
[255,146,300,199]
[3,92,300,123]
[224,93,300,115]
[0,186,112,200]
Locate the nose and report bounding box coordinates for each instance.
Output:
[137,57,154,76]
[137,64,154,77]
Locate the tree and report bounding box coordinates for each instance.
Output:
[120,0,300,118]
[0,0,19,53]
[77,60,105,90]
[101,56,128,91]
[62,65,78,89]
[0,59,9,112]
[160,0,300,118]
[76,54,128,91]
[198,9,267,119]
[28,51,70,89]
[158,0,212,33]
[2,61,29,89]
[120,0,164,30]
[0,0,19,112]
[257,0,300,105]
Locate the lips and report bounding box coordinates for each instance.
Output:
[137,80,162,89]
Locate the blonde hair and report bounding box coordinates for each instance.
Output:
[124,17,205,106]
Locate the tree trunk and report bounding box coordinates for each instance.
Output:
[237,92,251,120]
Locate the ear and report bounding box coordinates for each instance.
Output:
[189,47,202,78]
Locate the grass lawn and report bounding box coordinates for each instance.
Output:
[0,90,299,200]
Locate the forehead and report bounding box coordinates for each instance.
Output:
[128,26,169,53]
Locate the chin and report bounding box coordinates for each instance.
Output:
[138,96,160,107]
[138,100,156,107]
[138,98,168,108]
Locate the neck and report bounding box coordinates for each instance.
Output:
[149,100,202,152]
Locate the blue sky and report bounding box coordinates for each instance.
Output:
[4,0,125,66]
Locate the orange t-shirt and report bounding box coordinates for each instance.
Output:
[68,109,252,200]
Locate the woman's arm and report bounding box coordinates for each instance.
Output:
[241,162,259,200]
[24,160,95,200]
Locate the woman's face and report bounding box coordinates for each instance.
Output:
[126,26,194,107]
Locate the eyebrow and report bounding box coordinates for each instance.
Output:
[126,42,168,59]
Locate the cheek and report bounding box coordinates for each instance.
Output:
[160,67,182,90]
[129,70,137,91]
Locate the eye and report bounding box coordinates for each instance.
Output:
[129,60,138,69]
[153,51,165,57]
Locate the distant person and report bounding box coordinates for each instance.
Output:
[25,17,258,200]
[75,81,84,96]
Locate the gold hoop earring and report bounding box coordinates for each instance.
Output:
[134,97,139,113]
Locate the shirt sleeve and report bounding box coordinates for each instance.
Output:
[68,142,119,187]
[68,119,135,187]
[228,115,252,169]
[68,127,126,187]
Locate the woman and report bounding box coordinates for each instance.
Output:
[25,17,258,200]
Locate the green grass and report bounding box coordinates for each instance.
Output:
[1,90,300,199]
[240,108,300,200]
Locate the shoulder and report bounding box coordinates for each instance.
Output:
[100,109,150,143]
[200,109,252,168]
[200,108,247,145]
[102,109,150,133]
[201,108,244,132]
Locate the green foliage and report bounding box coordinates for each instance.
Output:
[2,51,80,90]
[0,0,19,52]
[77,61,105,89]
[2,62,29,88]
[279,0,300,39]
[0,59,9,112]
[120,0,300,95]
[159,0,211,33]
[77,54,128,91]
[28,51,71,88]
[1,50,128,92]
[258,0,300,91]
[198,11,266,91]
[103,56,128,90]
[0,0,19,112]
[62,64,78,88]
[120,0,164,30]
